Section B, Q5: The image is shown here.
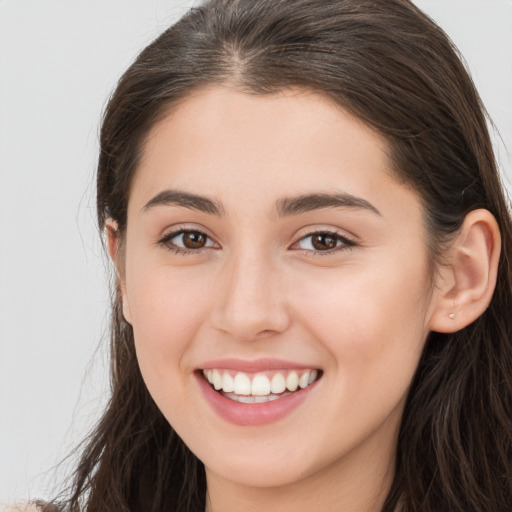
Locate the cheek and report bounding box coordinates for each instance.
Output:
[124,262,214,392]
[294,255,431,378]
[287,259,431,451]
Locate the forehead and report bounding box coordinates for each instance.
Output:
[142,86,389,164]
[129,85,417,221]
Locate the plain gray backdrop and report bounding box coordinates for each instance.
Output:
[0,0,511,505]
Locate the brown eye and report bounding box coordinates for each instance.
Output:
[293,231,355,253]
[161,229,217,252]
[182,231,207,249]
[311,233,338,250]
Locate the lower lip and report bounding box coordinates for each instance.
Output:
[196,372,318,426]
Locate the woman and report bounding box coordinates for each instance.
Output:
[19,0,512,510]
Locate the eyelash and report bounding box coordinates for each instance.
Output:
[158,228,217,255]
[291,230,357,255]
[157,228,357,255]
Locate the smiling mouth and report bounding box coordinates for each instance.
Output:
[201,368,322,403]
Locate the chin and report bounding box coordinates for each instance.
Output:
[206,456,314,489]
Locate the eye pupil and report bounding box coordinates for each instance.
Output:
[312,233,337,250]
[183,231,206,249]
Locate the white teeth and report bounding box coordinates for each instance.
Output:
[299,372,310,389]
[271,373,286,394]
[222,392,290,403]
[222,373,234,393]
[203,368,319,398]
[236,394,254,403]
[233,373,251,395]
[251,375,271,396]
[212,370,222,390]
[286,372,299,392]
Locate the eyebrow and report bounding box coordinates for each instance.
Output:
[142,189,380,217]
[275,192,381,217]
[142,189,225,215]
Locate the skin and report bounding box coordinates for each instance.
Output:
[114,86,454,512]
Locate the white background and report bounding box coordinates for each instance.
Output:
[0,0,511,505]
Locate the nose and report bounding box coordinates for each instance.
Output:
[210,249,291,342]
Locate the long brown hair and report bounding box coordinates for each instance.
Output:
[41,0,512,510]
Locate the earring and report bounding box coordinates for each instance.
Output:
[448,312,455,320]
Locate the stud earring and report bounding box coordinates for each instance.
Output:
[448,313,455,320]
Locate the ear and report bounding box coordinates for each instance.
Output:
[105,220,133,324]
[429,209,501,333]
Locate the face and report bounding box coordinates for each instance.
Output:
[118,86,438,493]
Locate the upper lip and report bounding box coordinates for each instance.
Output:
[199,358,320,372]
